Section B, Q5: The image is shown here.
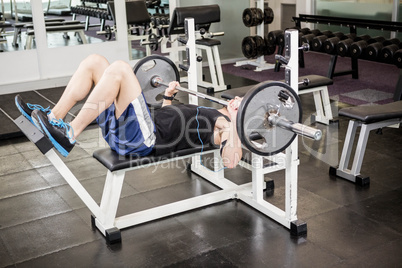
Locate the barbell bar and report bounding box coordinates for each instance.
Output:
[151,76,229,106]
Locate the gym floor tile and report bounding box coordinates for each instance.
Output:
[217,231,342,268]
[341,89,394,104]
[164,249,236,267]
[299,172,391,206]
[0,211,97,264]
[306,207,401,259]
[265,186,342,220]
[0,188,71,228]
[53,176,138,211]
[35,165,68,188]
[20,149,52,169]
[11,239,126,268]
[124,163,193,192]
[335,237,402,268]
[10,137,42,154]
[362,154,402,189]
[346,188,402,234]
[0,153,33,176]
[117,218,214,267]
[174,202,281,248]
[0,237,14,268]
[0,140,18,157]
[64,157,108,181]
[141,177,219,206]
[0,169,50,199]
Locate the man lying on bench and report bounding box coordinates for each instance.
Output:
[15,54,242,168]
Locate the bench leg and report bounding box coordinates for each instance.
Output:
[25,35,33,49]
[212,45,227,92]
[331,118,402,186]
[12,27,21,47]
[195,44,227,92]
[320,86,334,121]
[93,170,125,243]
[77,30,87,44]
[206,46,219,89]
[312,86,333,125]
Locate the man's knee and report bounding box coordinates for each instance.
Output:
[81,54,109,70]
[105,60,133,80]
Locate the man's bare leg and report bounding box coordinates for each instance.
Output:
[70,59,143,138]
[51,54,110,120]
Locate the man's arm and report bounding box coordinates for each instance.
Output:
[216,97,243,168]
[219,117,242,168]
[161,81,179,107]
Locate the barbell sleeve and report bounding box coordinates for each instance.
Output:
[270,116,322,140]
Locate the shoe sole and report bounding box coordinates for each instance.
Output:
[15,98,33,124]
[33,115,70,157]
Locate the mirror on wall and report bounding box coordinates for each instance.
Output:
[0,0,37,52]
[0,0,170,59]
[315,0,394,37]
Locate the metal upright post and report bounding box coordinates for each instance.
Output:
[285,29,300,225]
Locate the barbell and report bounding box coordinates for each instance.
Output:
[133,55,322,156]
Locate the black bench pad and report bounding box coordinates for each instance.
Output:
[221,75,333,100]
[27,24,85,35]
[299,75,333,90]
[24,20,81,29]
[93,146,217,172]
[339,101,402,123]
[196,38,221,46]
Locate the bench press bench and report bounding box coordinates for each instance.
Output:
[330,101,402,186]
[221,75,334,125]
[12,28,310,244]
[25,23,87,49]
[14,113,307,244]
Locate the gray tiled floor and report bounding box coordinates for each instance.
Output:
[1,84,402,267]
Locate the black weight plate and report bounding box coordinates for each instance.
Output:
[237,81,302,156]
[264,7,274,24]
[254,35,265,57]
[264,36,276,55]
[242,8,254,27]
[253,8,264,26]
[242,36,257,58]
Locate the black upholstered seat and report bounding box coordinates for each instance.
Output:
[196,38,221,46]
[26,24,85,35]
[298,75,333,90]
[339,101,402,123]
[93,146,217,172]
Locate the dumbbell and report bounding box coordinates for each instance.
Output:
[267,30,284,46]
[311,30,335,52]
[323,32,348,54]
[350,36,386,59]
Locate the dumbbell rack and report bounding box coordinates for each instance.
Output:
[293,14,402,101]
[234,0,275,72]
[71,0,110,31]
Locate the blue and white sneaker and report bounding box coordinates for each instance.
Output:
[15,94,51,124]
[31,109,76,157]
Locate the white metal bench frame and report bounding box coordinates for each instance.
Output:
[299,84,333,125]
